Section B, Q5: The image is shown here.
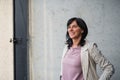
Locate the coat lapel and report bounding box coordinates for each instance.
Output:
[81,42,90,80]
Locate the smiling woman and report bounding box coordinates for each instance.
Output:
[60,17,115,80]
[29,0,120,80]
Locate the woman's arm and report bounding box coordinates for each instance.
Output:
[90,43,115,80]
[60,45,68,80]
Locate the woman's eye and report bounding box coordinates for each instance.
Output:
[68,26,71,29]
[73,25,77,28]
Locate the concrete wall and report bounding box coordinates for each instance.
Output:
[0,0,14,80]
[29,0,120,80]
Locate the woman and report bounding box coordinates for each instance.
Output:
[60,17,114,80]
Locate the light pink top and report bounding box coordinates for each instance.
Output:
[62,46,84,80]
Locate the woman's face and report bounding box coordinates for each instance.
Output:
[67,20,83,39]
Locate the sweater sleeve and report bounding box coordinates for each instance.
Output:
[90,43,115,80]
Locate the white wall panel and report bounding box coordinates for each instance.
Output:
[0,0,14,80]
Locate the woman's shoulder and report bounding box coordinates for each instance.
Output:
[84,40,98,49]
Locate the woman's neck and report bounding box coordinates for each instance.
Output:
[72,37,81,48]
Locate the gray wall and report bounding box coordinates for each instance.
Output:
[29,0,120,80]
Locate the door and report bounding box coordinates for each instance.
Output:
[14,0,28,80]
[0,0,14,80]
[0,0,28,80]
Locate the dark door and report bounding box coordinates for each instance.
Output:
[14,0,28,80]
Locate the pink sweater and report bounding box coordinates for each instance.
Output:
[62,46,84,80]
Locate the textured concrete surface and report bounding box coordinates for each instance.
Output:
[29,0,120,80]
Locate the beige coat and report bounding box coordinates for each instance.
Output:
[61,41,114,80]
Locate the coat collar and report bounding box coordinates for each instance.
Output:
[81,40,90,52]
[81,40,91,80]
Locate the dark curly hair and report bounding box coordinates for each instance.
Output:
[66,17,88,49]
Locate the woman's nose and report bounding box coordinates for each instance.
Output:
[68,27,73,31]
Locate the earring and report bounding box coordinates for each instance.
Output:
[81,30,84,33]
